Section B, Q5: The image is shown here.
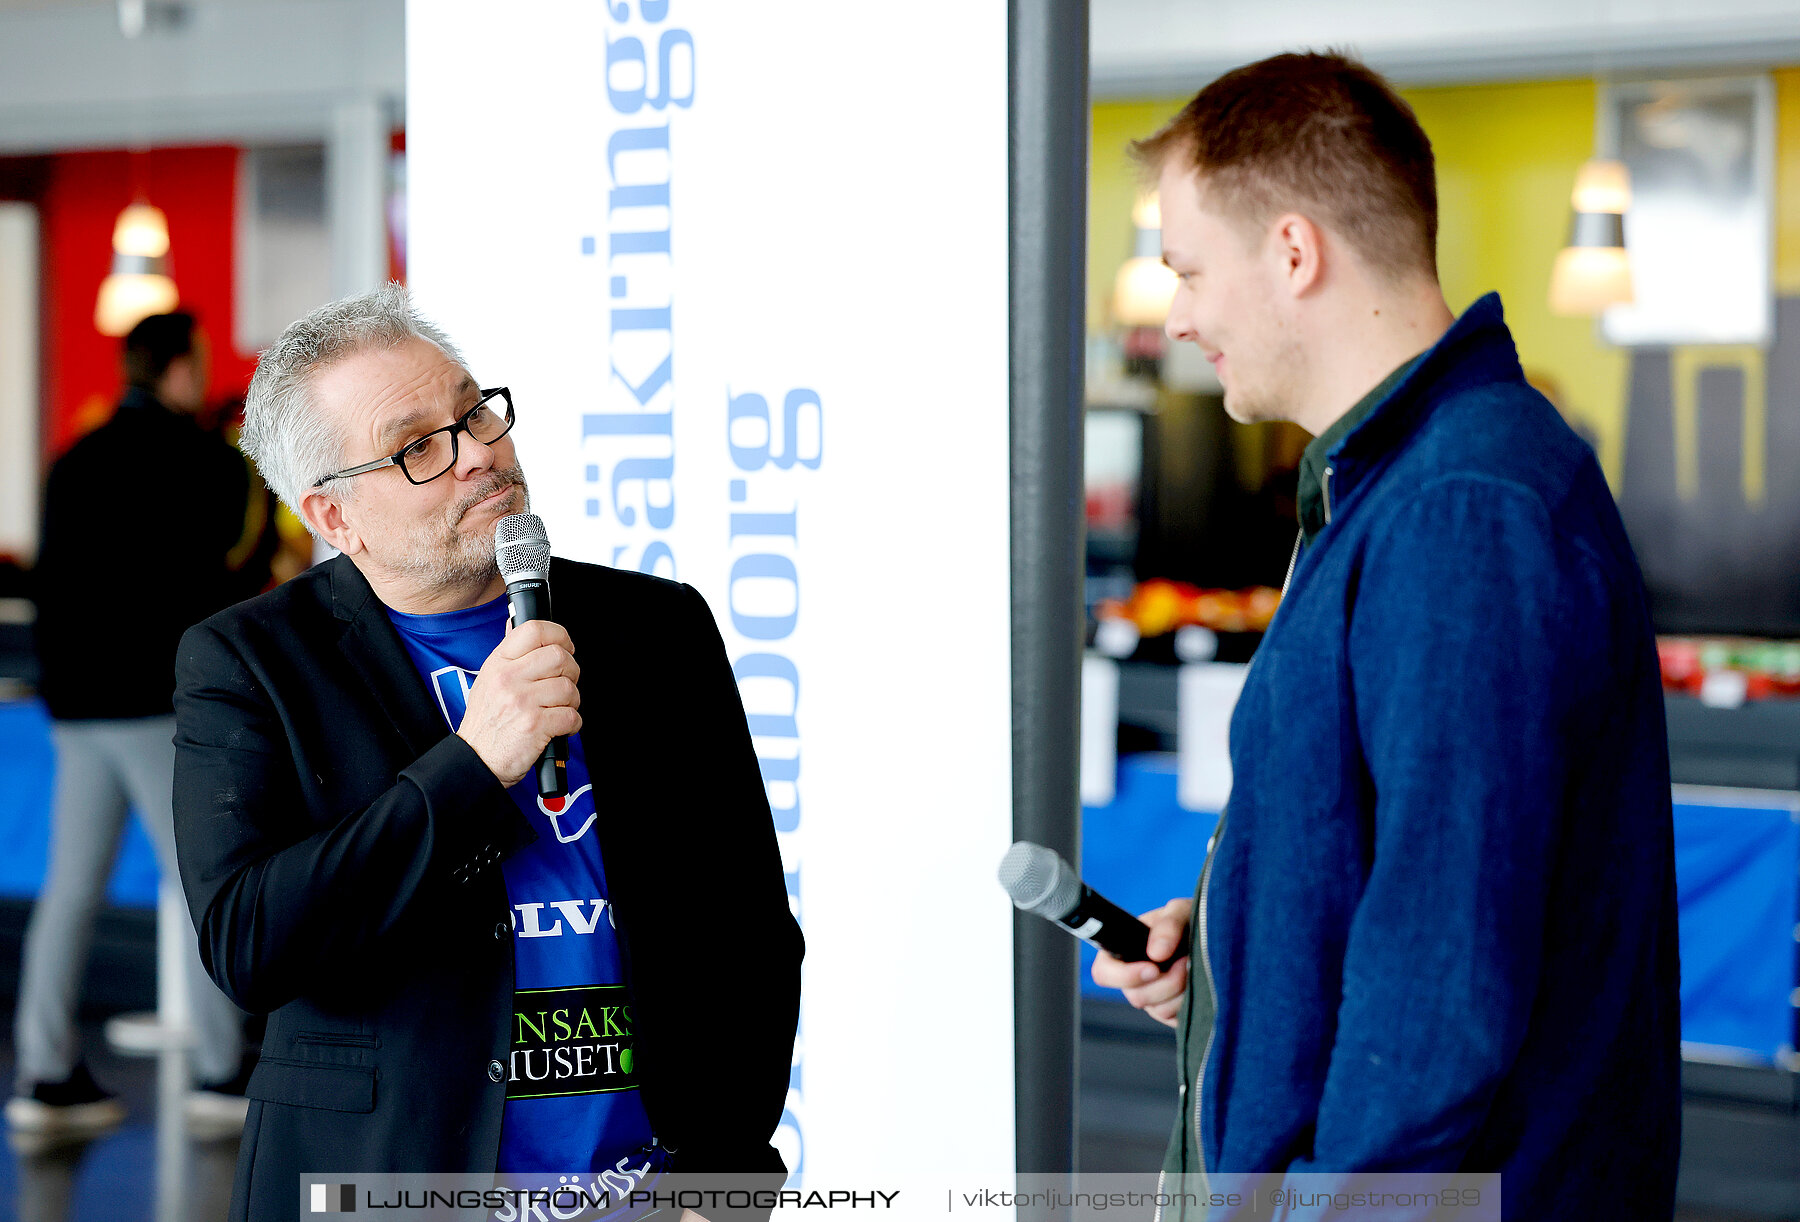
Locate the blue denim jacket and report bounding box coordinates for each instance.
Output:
[1190,294,1680,1219]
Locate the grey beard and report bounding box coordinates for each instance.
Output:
[390,467,529,590]
[391,527,504,589]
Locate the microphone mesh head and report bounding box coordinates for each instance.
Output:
[998,841,1081,920]
[494,512,551,582]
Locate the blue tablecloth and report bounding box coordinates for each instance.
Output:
[1082,753,1800,1064]
[1671,789,1800,1062]
[0,700,161,907]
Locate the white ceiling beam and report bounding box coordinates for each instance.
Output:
[0,0,403,152]
[1091,0,1800,97]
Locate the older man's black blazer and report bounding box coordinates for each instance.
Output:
[173,553,801,1222]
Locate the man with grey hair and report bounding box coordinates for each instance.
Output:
[172,284,802,1222]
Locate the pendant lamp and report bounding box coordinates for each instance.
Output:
[95,201,179,337]
[1112,193,1177,328]
[1549,159,1633,316]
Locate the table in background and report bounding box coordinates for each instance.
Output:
[1082,752,1800,1065]
[0,699,160,908]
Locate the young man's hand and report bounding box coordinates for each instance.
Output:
[1090,898,1192,1028]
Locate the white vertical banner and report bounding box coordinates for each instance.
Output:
[1177,662,1248,813]
[407,1,1015,1182]
[1080,654,1119,808]
[0,202,38,562]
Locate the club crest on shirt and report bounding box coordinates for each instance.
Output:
[538,784,597,844]
[428,665,476,729]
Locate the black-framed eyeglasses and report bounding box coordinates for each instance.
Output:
[314,387,515,487]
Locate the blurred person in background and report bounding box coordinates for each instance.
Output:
[1090,53,1679,1220]
[12,311,259,1140]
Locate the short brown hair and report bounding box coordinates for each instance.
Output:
[122,310,196,389]
[1134,52,1438,278]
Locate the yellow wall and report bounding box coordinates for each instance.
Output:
[1088,100,1179,336]
[1091,71,1800,490]
[1777,67,1800,295]
[1403,79,1629,481]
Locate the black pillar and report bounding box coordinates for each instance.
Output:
[1009,0,1089,1178]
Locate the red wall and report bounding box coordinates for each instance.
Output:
[39,146,259,457]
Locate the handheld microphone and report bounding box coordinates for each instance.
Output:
[494,512,567,799]
[998,841,1189,968]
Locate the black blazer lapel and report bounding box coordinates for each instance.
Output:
[327,555,451,758]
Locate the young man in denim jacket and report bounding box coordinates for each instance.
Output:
[1093,53,1679,1221]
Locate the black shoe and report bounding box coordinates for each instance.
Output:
[5,1063,126,1135]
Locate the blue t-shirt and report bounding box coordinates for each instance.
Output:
[385,594,661,1187]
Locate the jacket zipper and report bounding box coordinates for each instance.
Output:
[1191,813,1224,1185]
[1167,527,1302,1221]
[1157,815,1224,1222]
[1322,464,1335,525]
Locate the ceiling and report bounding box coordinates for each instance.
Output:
[1091,0,1800,96]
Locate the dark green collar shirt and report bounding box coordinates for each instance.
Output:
[1296,354,1424,545]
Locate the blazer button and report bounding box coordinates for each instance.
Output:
[494,921,510,941]
[487,1059,505,1083]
